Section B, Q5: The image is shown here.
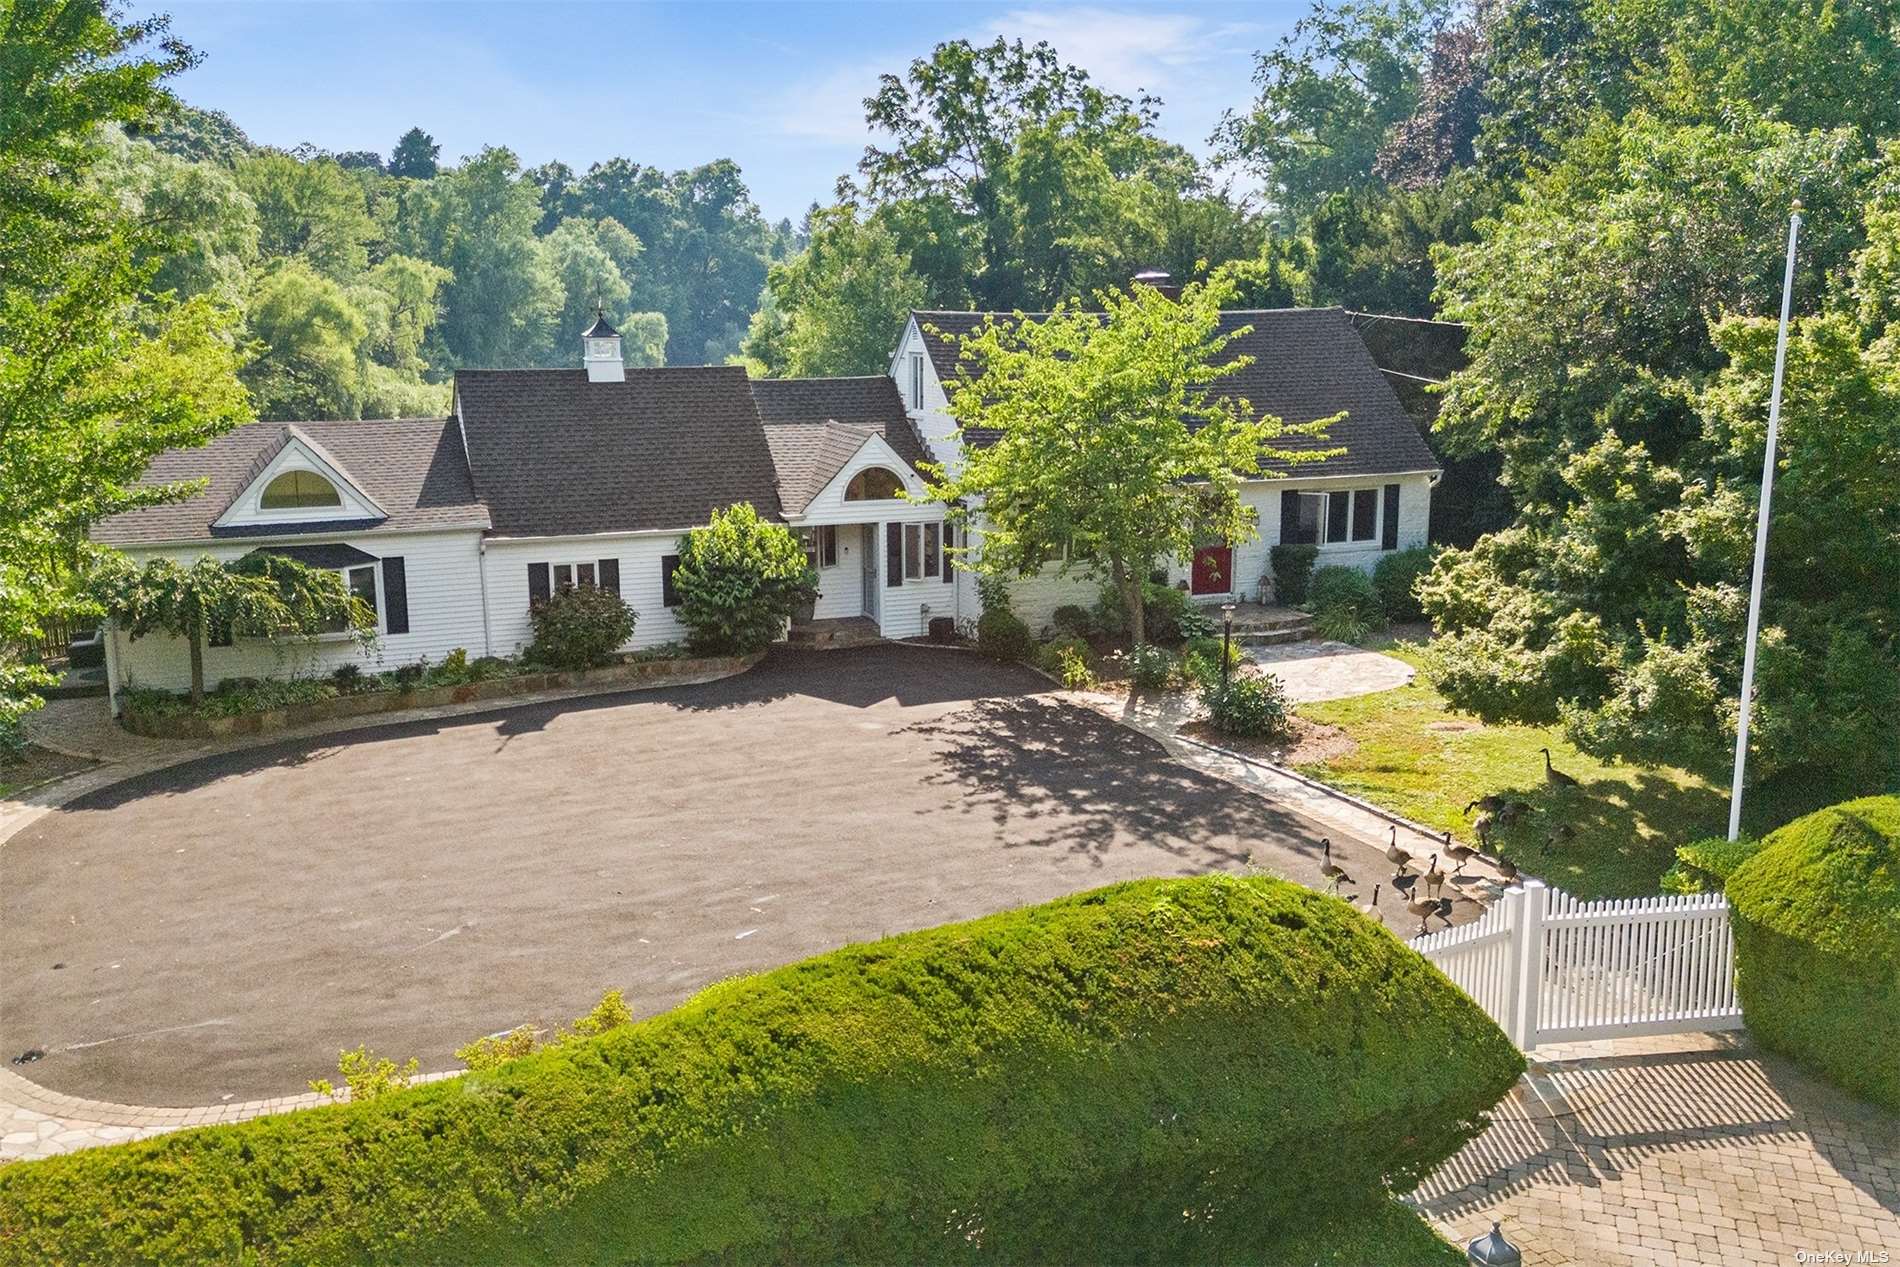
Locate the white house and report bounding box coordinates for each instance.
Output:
[93,292,1439,704]
[890,301,1440,631]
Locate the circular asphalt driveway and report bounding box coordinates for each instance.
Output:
[3,645,1366,1106]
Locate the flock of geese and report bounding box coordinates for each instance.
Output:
[1317,748,1583,935]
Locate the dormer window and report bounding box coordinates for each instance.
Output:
[844,467,905,501]
[908,353,925,409]
[259,470,342,510]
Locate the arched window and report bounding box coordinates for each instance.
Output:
[844,467,905,501]
[259,470,342,510]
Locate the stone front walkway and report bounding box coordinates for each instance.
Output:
[1244,637,1416,701]
[1413,1032,1900,1265]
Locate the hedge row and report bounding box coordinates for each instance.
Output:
[0,876,1523,1265]
[1727,795,1900,1111]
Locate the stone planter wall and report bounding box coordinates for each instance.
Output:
[120,652,762,740]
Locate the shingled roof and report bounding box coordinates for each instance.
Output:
[92,417,489,546]
[454,366,782,536]
[909,306,1440,479]
[752,376,933,516]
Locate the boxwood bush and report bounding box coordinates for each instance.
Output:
[1372,546,1433,624]
[1269,543,1319,605]
[525,585,636,669]
[1726,795,1900,1111]
[0,876,1521,1266]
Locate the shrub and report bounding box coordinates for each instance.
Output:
[977,606,1033,661]
[0,876,1522,1265]
[1307,565,1383,623]
[1035,636,1093,685]
[1269,543,1320,605]
[1371,546,1433,623]
[456,990,636,1074]
[1049,604,1094,638]
[526,584,637,669]
[1200,671,1292,740]
[1182,635,1243,678]
[1727,796,1900,1111]
[1660,835,1764,895]
[1128,642,1174,689]
[308,1046,419,1103]
[329,663,365,693]
[1313,604,1375,644]
[673,503,816,656]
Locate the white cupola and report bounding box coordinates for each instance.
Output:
[582,308,624,383]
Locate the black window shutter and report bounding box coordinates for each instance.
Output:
[381,557,409,634]
[1280,490,1302,544]
[943,522,955,583]
[661,555,681,607]
[527,562,551,606]
[598,557,620,596]
[886,522,902,587]
[1382,483,1401,550]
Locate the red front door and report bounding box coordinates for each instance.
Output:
[1190,545,1232,595]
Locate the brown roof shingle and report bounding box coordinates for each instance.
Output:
[91,417,489,546]
[453,366,783,537]
[910,306,1440,479]
[752,376,934,515]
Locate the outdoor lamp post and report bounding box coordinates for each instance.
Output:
[1220,601,1237,690]
[1466,1222,1522,1267]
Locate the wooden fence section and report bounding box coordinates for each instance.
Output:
[1413,879,1743,1051]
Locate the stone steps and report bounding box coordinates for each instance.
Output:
[1233,622,1315,647]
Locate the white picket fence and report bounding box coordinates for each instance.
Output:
[1412,878,1743,1050]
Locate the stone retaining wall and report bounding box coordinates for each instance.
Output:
[120,652,762,740]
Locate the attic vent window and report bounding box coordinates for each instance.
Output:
[844,467,904,501]
[260,470,342,510]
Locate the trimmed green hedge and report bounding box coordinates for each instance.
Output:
[1727,796,1900,1111]
[0,876,1522,1265]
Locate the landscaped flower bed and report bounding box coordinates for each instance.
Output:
[118,646,761,739]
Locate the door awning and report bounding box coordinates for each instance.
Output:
[244,543,378,569]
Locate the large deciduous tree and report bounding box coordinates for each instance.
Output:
[0,0,252,743]
[740,205,925,377]
[927,279,1341,645]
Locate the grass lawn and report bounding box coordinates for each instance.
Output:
[1244,1198,1467,1265]
[1293,640,1790,899]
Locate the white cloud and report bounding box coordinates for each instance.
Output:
[767,61,895,146]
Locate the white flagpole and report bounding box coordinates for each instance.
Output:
[1728,201,1803,841]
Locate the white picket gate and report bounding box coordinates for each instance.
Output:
[1411,879,1743,1050]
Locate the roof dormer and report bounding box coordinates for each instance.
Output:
[212,424,387,531]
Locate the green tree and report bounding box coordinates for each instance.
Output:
[233,151,375,280]
[388,126,439,180]
[741,205,925,377]
[93,554,374,704]
[92,127,259,303]
[400,145,562,367]
[928,278,1341,645]
[1216,0,1454,219]
[1,0,252,741]
[242,260,369,419]
[671,503,816,655]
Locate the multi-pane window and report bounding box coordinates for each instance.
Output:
[909,354,925,409]
[845,467,905,500]
[1284,488,1383,546]
[259,470,342,510]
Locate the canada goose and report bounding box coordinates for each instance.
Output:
[1319,838,1354,893]
[1423,853,1447,899]
[1464,794,1504,816]
[1473,811,1497,848]
[1497,799,1533,826]
[1406,887,1437,933]
[1547,823,1577,848]
[1356,884,1384,925]
[1541,747,1580,790]
[1442,829,1478,878]
[1495,855,1520,884]
[1385,825,1412,871]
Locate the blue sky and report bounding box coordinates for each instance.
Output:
[139,1,1297,222]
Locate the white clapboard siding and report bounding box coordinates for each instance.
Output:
[1413,879,1743,1050]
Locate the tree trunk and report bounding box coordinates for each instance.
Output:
[1112,557,1146,648]
[187,616,205,705]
